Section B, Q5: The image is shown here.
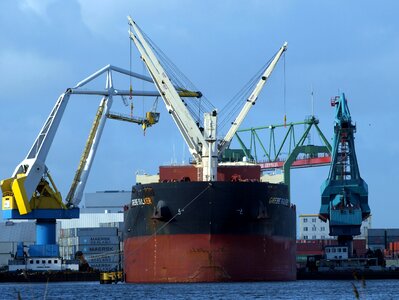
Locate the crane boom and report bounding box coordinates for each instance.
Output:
[66,98,109,206]
[1,64,162,215]
[128,17,206,162]
[0,63,168,261]
[218,42,287,154]
[128,16,287,181]
[1,92,71,215]
[66,72,114,207]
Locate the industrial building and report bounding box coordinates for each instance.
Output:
[0,190,128,270]
[298,214,371,240]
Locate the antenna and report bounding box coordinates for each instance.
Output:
[311,84,314,117]
[182,142,185,164]
[172,143,176,165]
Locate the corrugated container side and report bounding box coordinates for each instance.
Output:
[78,236,119,245]
[386,229,399,236]
[369,244,385,251]
[353,239,367,257]
[368,236,385,244]
[89,262,120,271]
[386,236,399,244]
[100,222,121,228]
[367,229,386,236]
[77,227,118,237]
[77,244,119,254]
[86,255,120,263]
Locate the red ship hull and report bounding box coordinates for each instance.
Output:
[124,179,296,283]
[124,234,296,282]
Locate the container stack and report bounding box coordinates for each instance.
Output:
[59,227,122,271]
[367,228,399,251]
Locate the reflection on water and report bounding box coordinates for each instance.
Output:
[0,279,398,299]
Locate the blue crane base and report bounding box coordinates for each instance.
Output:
[2,208,79,220]
[3,208,79,257]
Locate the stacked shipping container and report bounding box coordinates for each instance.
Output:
[59,227,122,271]
[367,228,399,251]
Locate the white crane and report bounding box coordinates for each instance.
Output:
[128,16,287,181]
[1,65,164,215]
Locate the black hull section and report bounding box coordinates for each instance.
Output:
[123,181,296,282]
[125,181,295,238]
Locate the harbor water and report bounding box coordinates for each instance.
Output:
[0,280,398,299]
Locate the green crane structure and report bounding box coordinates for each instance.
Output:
[224,115,332,198]
[319,93,370,253]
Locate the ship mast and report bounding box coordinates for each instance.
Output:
[128,16,286,181]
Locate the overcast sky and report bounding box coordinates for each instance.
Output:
[0,0,398,229]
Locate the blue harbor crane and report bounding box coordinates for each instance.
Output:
[319,93,370,254]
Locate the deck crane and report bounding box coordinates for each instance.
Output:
[128,16,287,180]
[319,93,370,254]
[0,64,199,261]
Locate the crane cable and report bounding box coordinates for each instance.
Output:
[283,52,287,127]
[129,23,134,118]
[218,54,275,132]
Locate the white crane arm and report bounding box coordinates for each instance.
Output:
[2,92,71,214]
[128,16,206,161]
[218,42,287,154]
[67,71,114,207]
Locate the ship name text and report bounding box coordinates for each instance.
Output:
[131,197,153,206]
[269,197,289,206]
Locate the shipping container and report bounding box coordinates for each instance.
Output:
[77,244,119,254]
[78,236,119,245]
[89,262,120,271]
[386,236,399,244]
[368,236,385,244]
[86,255,120,263]
[386,229,399,236]
[367,229,386,236]
[77,227,118,237]
[100,222,123,228]
[389,241,399,253]
[368,244,385,251]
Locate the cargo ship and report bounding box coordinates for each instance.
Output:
[123,164,296,282]
[123,17,295,282]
